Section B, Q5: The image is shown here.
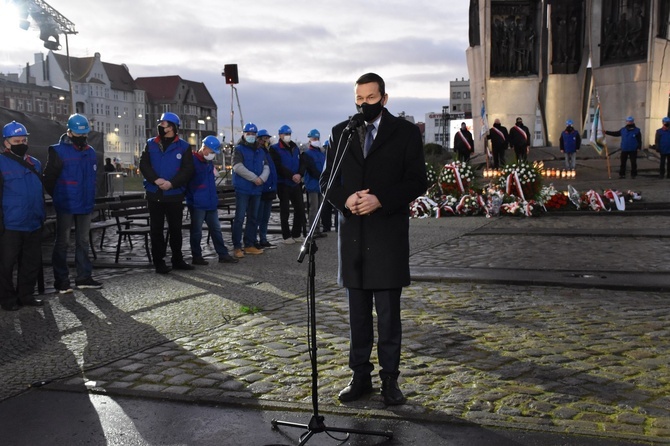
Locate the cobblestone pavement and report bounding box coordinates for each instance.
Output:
[1,149,670,444]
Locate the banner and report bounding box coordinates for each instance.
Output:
[589,104,607,156]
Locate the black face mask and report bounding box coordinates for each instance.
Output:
[71,136,88,149]
[493,123,501,128]
[566,126,574,132]
[10,143,28,158]
[157,125,168,137]
[356,99,384,123]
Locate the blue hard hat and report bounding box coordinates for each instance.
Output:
[663,117,670,124]
[2,121,29,138]
[158,112,181,127]
[278,124,292,135]
[626,116,634,122]
[243,122,258,133]
[67,114,91,134]
[202,135,221,154]
[257,129,270,137]
[566,119,574,126]
[307,129,320,139]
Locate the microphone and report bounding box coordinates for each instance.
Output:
[344,113,364,133]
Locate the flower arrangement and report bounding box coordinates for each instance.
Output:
[498,161,543,200]
[425,162,439,189]
[410,196,436,218]
[439,161,476,196]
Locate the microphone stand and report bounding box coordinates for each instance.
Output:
[271,126,393,445]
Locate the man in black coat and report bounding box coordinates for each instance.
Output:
[487,118,509,168]
[508,116,531,162]
[321,73,427,406]
[453,121,474,162]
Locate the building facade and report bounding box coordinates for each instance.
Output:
[0,73,71,123]
[424,79,473,149]
[20,51,146,166]
[135,76,218,149]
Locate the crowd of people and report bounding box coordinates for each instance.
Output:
[0,112,339,309]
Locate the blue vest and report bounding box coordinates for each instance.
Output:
[561,130,579,153]
[657,128,670,155]
[261,148,277,194]
[303,147,325,193]
[143,137,191,197]
[232,143,264,195]
[51,141,97,214]
[620,126,641,152]
[186,153,218,210]
[0,154,45,232]
[271,142,300,187]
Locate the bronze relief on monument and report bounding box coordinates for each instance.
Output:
[600,0,649,65]
[550,0,584,74]
[490,1,539,77]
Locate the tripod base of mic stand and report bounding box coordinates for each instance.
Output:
[271,414,393,445]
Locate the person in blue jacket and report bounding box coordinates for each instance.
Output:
[140,112,195,274]
[231,123,269,258]
[43,114,102,293]
[606,116,642,179]
[269,124,305,244]
[559,119,581,171]
[0,121,45,310]
[186,135,237,265]
[655,117,670,178]
[254,129,277,250]
[301,128,327,238]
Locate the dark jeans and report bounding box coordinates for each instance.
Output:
[321,201,335,231]
[148,200,184,266]
[277,183,305,239]
[346,287,402,380]
[256,198,273,244]
[620,151,638,177]
[0,228,42,306]
[189,207,230,259]
[660,154,670,178]
[232,192,260,249]
[52,212,92,285]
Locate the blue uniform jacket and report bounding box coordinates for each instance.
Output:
[0,154,45,232]
[186,152,218,211]
[43,135,97,214]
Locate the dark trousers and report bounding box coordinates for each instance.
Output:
[660,154,670,178]
[0,228,42,306]
[620,151,638,177]
[148,200,184,266]
[277,183,305,239]
[514,146,528,162]
[492,147,506,168]
[346,287,402,380]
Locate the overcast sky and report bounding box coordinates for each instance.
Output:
[0,0,470,143]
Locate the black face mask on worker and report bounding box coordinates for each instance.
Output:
[71,136,87,149]
[9,143,28,157]
[157,125,168,137]
[356,99,384,123]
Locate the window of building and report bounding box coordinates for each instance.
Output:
[452,92,461,99]
[26,101,33,112]
[463,92,471,99]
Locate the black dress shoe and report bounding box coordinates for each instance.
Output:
[155,263,172,274]
[381,377,406,406]
[338,376,373,402]
[1,303,20,311]
[218,254,239,264]
[172,261,195,270]
[192,257,209,265]
[21,299,44,307]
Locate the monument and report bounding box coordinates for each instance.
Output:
[467,0,670,148]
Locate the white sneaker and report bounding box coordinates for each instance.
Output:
[294,236,305,242]
[282,238,296,245]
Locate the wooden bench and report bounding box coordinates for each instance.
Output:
[108,200,152,264]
